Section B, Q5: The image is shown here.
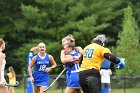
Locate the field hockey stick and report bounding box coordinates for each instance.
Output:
[43,68,66,92]
[5,81,19,87]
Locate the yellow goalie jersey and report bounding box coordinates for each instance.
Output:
[80,43,111,71]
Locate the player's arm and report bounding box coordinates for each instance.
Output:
[7,73,12,79]
[75,46,83,64]
[110,62,115,72]
[104,51,125,69]
[49,55,57,69]
[100,70,103,76]
[45,55,57,72]
[102,48,119,64]
[30,47,39,55]
[109,69,112,75]
[0,53,3,82]
[60,50,73,64]
[75,46,83,55]
[104,53,120,64]
[28,56,36,78]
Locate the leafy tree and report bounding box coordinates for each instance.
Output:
[126,0,140,29]
[115,6,140,76]
[14,0,125,73]
[0,0,37,74]
[0,0,130,74]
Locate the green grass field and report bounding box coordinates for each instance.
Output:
[112,88,140,93]
[15,88,140,93]
[15,88,63,93]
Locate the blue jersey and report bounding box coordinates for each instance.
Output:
[33,53,50,86]
[66,48,80,74]
[66,48,81,88]
[34,53,50,73]
[101,59,111,69]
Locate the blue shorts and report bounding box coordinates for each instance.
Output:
[33,72,50,86]
[66,72,80,88]
[34,80,50,86]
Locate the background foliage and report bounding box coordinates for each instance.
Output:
[0,0,139,75]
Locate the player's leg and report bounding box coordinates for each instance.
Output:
[106,83,111,93]
[79,71,90,93]
[65,87,76,93]
[108,84,112,93]
[9,86,15,93]
[109,88,112,93]
[86,76,101,93]
[102,83,108,93]
[39,86,47,93]
[0,86,9,93]
[79,80,89,93]
[34,86,39,93]
[65,73,75,93]
[80,89,84,93]
[76,89,83,93]
[79,69,101,93]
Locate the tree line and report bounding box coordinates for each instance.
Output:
[0,0,139,75]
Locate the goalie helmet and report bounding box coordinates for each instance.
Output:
[94,34,107,46]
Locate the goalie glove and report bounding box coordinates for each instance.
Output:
[115,58,125,69]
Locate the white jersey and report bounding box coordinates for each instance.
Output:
[0,54,6,84]
[100,69,112,83]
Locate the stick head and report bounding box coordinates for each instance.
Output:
[5,81,19,87]
[43,87,49,92]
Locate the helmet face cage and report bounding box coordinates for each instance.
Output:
[95,35,107,46]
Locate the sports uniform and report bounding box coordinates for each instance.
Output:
[7,72,16,84]
[0,38,9,93]
[66,48,81,88]
[100,69,112,93]
[80,43,111,71]
[79,43,110,93]
[79,34,125,93]
[0,55,6,84]
[33,53,51,86]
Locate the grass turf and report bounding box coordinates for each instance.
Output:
[15,88,140,93]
